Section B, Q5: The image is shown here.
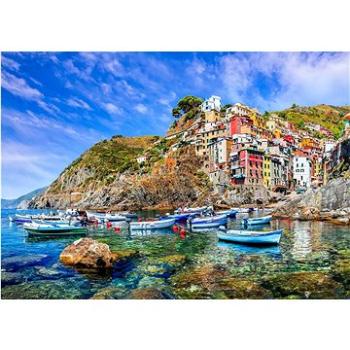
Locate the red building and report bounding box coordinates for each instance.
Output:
[283,134,295,144]
[231,147,264,186]
[229,115,253,136]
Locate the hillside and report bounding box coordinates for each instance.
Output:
[2,187,47,209]
[29,136,212,210]
[275,104,350,139]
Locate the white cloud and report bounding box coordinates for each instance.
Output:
[1,71,43,100]
[103,102,122,115]
[134,103,148,114]
[218,52,350,110]
[67,97,92,110]
[1,55,20,71]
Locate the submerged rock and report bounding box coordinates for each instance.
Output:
[332,250,350,288]
[60,238,115,269]
[262,271,345,299]
[34,266,65,279]
[111,249,138,264]
[137,276,167,289]
[1,280,84,299]
[137,254,187,278]
[2,254,49,270]
[127,287,171,299]
[91,286,129,299]
[1,271,24,286]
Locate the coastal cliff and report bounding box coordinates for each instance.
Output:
[29,135,212,210]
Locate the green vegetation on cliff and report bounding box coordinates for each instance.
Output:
[277,104,350,138]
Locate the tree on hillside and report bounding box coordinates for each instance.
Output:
[177,96,203,114]
[172,107,182,118]
[292,103,298,109]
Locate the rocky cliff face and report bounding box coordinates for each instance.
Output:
[29,136,212,210]
[274,178,350,224]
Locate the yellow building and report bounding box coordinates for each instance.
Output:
[263,155,271,188]
[300,136,316,149]
[266,119,276,132]
[250,112,266,129]
[273,128,282,139]
[204,110,221,123]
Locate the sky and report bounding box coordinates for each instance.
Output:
[1,52,350,198]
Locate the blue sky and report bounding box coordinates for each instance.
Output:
[2,52,349,198]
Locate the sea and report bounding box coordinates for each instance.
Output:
[1,208,349,299]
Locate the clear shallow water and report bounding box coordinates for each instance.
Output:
[1,209,350,299]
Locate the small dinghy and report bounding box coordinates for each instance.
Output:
[217,229,282,245]
[241,215,272,226]
[118,211,138,219]
[9,214,32,223]
[130,217,176,230]
[23,222,87,236]
[188,214,227,229]
[215,209,238,218]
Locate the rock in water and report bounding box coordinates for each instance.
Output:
[60,238,114,269]
[2,254,49,270]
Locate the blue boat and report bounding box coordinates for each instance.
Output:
[160,212,198,222]
[217,228,282,245]
[9,214,33,224]
[215,209,238,218]
[188,214,227,229]
[241,215,272,226]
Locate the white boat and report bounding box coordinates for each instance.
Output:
[217,229,282,245]
[105,213,127,222]
[23,222,87,236]
[231,208,251,214]
[241,215,272,226]
[9,214,32,223]
[189,214,227,229]
[129,218,176,230]
[174,206,208,214]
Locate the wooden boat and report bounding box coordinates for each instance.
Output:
[241,215,272,226]
[217,229,282,245]
[23,222,87,236]
[189,214,227,228]
[215,209,238,218]
[129,217,176,230]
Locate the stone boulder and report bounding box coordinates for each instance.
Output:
[60,238,115,269]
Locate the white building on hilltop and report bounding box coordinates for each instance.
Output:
[225,102,252,118]
[201,96,222,112]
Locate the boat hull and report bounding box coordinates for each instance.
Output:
[217,229,282,245]
[189,214,228,228]
[24,222,87,236]
[241,215,272,226]
[130,218,176,230]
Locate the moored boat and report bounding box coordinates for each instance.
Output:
[241,215,272,226]
[129,217,176,230]
[188,214,227,229]
[23,222,87,236]
[160,212,198,221]
[9,214,33,223]
[215,209,238,218]
[174,206,208,214]
[105,213,127,222]
[217,229,282,245]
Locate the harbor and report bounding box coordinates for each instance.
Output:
[2,208,349,299]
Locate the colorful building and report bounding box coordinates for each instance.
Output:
[231,147,264,186]
[201,95,222,112]
[263,154,271,188]
[229,115,254,136]
[293,151,311,188]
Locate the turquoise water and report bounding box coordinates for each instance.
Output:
[1,209,349,299]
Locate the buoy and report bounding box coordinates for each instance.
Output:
[172,225,179,233]
[106,221,112,229]
[138,217,142,222]
[114,227,121,233]
[179,228,186,239]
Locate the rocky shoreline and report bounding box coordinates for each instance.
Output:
[273,178,350,225]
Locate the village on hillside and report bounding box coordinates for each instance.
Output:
[162,96,350,194]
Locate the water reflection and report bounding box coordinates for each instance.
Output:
[290,221,312,261]
[217,241,282,259]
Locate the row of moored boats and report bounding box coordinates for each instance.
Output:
[9,205,281,245]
